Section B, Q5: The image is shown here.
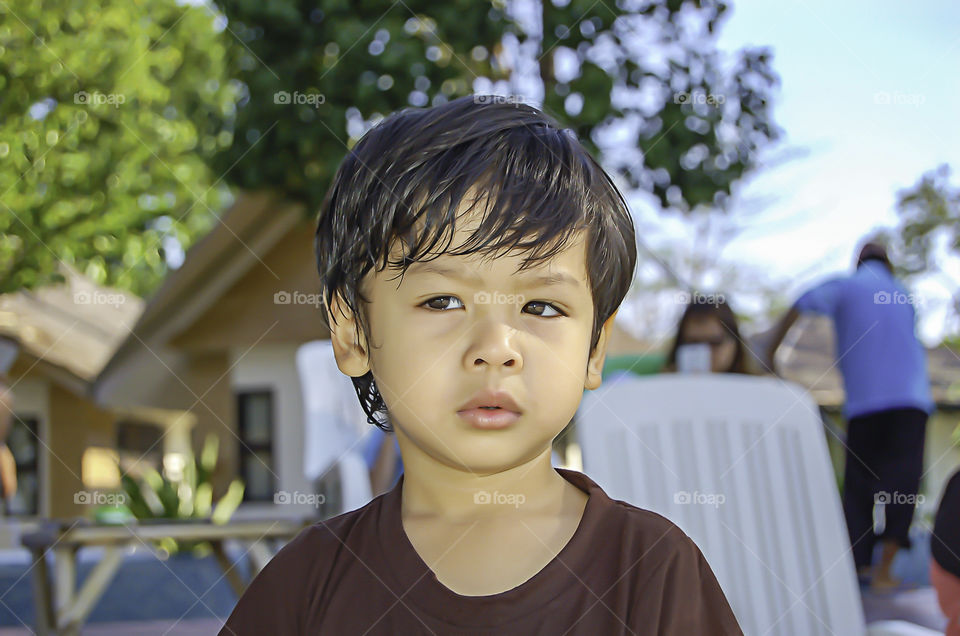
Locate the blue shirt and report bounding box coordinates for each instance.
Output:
[793,260,935,419]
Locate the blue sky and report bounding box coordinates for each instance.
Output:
[710,0,960,344]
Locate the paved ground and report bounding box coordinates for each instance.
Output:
[0,546,243,629]
[0,618,224,635]
[860,525,949,631]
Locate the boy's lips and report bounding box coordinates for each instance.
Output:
[457,408,521,429]
[457,389,522,413]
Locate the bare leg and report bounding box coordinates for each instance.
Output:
[871,540,902,590]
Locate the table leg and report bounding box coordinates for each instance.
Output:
[28,549,53,636]
[52,545,76,620]
[59,546,124,634]
[211,540,247,598]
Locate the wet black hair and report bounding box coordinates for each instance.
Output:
[315,95,637,431]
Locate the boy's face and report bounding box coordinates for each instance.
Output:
[328,198,617,473]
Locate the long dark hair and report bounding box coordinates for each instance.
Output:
[664,294,753,375]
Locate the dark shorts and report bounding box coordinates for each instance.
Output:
[842,406,928,567]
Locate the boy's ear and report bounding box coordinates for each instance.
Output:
[326,292,372,378]
[584,309,618,391]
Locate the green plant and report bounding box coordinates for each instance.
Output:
[117,433,245,556]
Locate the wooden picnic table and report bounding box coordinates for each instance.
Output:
[20,517,314,636]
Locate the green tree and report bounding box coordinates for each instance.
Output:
[213,0,780,215]
[0,0,239,295]
[891,163,960,343]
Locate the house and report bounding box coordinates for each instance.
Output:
[0,263,155,545]
[91,191,330,519]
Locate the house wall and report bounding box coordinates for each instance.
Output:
[48,384,115,518]
[170,218,330,353]
[6,375,50,519]
[921,410,960,519]
[181,351,236,498]
[229,343,313,517]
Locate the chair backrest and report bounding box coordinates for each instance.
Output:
[576,374,865,636]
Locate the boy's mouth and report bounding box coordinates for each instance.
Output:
[457,389,522,414]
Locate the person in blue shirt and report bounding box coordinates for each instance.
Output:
[765,240,935,592]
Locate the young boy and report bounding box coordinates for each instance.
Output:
[220,95,743,635]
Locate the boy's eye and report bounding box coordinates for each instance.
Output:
[421,296,565,318]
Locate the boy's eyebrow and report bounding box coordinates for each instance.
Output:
[407,262,581,288]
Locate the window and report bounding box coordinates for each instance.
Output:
[236,390,275,502]
[7,416,39,516]
[116,420,164,478]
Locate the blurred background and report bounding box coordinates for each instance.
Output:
[0,0,958,633]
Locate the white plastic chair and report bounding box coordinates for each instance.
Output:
[296,341,373,513]
[576,374,939,636]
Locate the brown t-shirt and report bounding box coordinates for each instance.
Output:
[219,468,743,635]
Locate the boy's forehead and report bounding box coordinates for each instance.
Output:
[378,237,590,294]
[373,184,592,286]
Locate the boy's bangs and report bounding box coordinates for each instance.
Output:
[381,141,596,279]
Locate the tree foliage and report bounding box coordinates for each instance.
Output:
[893,164,960,276]
[891,163,960,343]
[0,0,238,295]
[214,0,780,215]
[1,0,781,296]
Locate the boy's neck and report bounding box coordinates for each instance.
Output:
[398,445,575,523]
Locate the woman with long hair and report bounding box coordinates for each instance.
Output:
[663,293,755,375]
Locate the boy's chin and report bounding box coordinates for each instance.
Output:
[443,447,553,472]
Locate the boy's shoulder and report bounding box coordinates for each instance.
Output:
[218,494,388,635]
[271,491,387,571]
[562,468,695,541]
